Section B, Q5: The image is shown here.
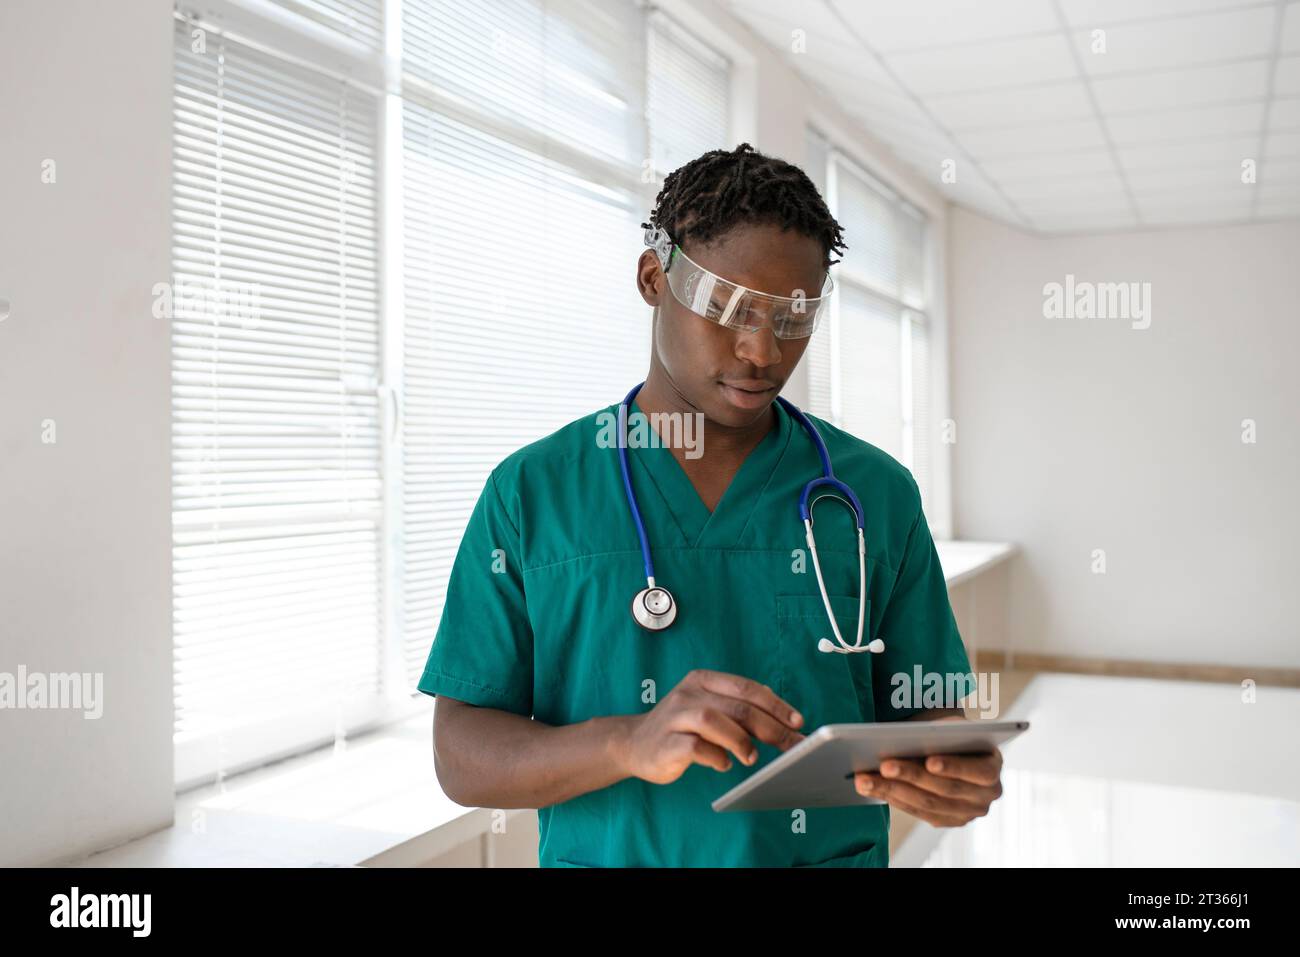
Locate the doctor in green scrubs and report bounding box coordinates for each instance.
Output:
[418,143,1004,867]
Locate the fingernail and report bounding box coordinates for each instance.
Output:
[790,710,803,726]
[930,758,944,772]
[858,777,873,792]
[748,750,757,764]
[882,762,897,776]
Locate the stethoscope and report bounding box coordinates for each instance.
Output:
[617,382,884,656]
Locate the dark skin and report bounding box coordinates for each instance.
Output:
[632,221,820,511]
[432,222,1002,828]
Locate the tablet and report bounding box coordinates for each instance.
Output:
[711,719,1030,812]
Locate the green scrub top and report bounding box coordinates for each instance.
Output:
[417,394,974,867]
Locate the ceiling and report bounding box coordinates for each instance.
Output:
[723,0,1300,234]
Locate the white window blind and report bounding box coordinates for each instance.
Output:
[397,0,646,687]
[804,128,833,418]
[840,284,904,461]
[806,128,934,515]
[170,16,384,785]
[169,0,733,778]
[397,0,729,687]
[264,0,385,50]
[646,9,730,180]
[403,0,643,167]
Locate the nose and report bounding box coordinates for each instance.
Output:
[733,324,782,367]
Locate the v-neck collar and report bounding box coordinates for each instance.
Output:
[626,393,793,549]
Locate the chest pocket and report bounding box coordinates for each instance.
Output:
[776,593,875,731]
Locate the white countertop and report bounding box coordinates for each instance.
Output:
[74,710,489,868]
[935,539,1015,588]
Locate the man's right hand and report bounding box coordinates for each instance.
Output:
[616,669,807,785]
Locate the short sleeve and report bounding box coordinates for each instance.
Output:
[871,483,975,721]
[415,467,533,716]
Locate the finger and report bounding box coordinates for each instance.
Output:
[695,690,807,752]
[869,786,970,828]
[866,782,978,827]
[921,750,1002,786]
[669,703,762,766]
[676,732,733,773]
[862,773,989,820]
[875,759,984,801]
[689,670,804,730]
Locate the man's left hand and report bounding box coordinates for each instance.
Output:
[854,748,1004,827]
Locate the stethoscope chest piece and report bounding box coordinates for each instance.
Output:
[632,585,676,631]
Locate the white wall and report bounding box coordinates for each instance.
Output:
[948,207,1300,669]
[0,0,174,865]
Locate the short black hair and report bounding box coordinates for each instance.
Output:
[642,143,847,267]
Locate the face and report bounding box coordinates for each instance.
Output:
[635,221,827,428]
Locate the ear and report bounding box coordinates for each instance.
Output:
[636,249,665,307]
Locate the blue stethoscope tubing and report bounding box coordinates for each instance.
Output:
[617,381,884,655]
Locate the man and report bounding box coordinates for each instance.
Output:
[418,143,1002,866]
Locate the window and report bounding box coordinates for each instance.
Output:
[170,0,729,786]
[170,15,386,786]
[399,0,648,688]
[646,10,730,184]
[805,127,934,519]
[265,0,384,49]
[398,1,730,688]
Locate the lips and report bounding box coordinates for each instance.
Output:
[719,380,776,409]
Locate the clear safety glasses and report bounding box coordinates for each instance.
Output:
[644,226,833,339]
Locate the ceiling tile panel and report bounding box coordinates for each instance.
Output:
[723,0,1299,233]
